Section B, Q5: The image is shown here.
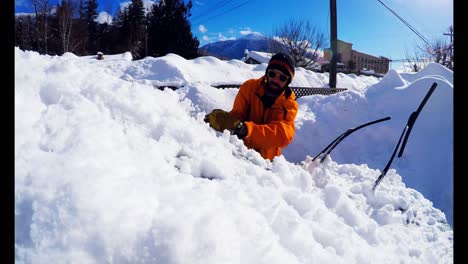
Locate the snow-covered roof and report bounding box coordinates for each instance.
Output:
[244,51,272,64]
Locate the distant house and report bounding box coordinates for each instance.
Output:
[322,39,390,74]
[243,51,272,64]
[320,62,346,73]
[244,50,322,72]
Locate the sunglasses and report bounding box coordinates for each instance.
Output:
[267,70,289,82]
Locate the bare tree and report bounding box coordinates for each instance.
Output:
[428,39,447,66]
[56,0,77,54]
[268,19,327,69]
[32,0,54,54]
[403,45,429,72]
[429,36,453,70]
[126,0,146,59]
[423,25,454,70]
[406,25,454,71]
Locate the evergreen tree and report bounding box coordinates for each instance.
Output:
[78,0,86,20]
[111,7,131,53]
[148,0,199,59]
[66,0,89,55]
[85,0,98,26]
[85,0,99,53]
[15,16,27,49]
[96,21,112,54]
[26,15,39,51]
[127,0,147,59]
[47,13,61,55]
[15,14,38,52]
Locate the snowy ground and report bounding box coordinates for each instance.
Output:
[15,48,453,263]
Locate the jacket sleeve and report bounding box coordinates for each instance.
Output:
[229,80,253,121]
[244,98,298,149]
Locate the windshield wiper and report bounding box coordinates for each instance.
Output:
[312,117,391,163]
[372,82,438,191]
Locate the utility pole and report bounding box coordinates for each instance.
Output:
[443,25,453,63]
[443,26,453,45]
[329,0,337,88]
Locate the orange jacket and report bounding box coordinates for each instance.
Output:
[230,76,299,160]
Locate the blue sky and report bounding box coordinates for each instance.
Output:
[15,0,453,66]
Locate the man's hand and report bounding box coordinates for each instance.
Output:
[204,109,240,132]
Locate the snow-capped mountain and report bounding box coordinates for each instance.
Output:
[199,33,275,60]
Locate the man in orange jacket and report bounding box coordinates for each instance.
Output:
[204,53,299,160]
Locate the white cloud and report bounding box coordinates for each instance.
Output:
[218,33,228,41]
[239,27,253,35]
[95,12,113,25]
[199,25,208,34]
[120,0,155,13]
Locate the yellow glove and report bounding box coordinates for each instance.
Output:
[204,109,240,132]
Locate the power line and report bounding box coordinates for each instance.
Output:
[191,1,251,24]
[390,58,427,62]
[375,0,432,47]
[190,0,233,21]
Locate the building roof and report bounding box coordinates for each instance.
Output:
[244,51,272,64]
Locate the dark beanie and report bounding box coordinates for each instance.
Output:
[266,53,295,81]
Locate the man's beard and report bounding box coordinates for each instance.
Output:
[265,80,285,96]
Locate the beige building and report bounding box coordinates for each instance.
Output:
[323,40,390,74]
